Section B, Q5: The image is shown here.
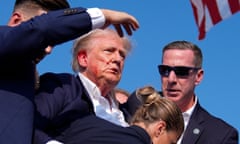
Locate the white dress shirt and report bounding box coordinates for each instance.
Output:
[87,8,105,29]
[177,97,198,144]
[79,73,129,127]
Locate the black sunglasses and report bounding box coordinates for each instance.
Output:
[158,65,201,77]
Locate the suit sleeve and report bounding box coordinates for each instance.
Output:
[34,73,72,144]
[0,7,92,61]
[34,73,90,144]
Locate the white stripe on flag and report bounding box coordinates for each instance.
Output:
[217,0,232,19]
[190,0,240,40]
[205,6,213,32]
[191,0,204,27]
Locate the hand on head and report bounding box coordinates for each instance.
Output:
[101,9,139,37]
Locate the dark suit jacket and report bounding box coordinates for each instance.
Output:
[61,115,151,144]
[34,72,95,144]
[181,102,238,144]
[0,7,93,144]
[119,90,141,122]
[124,91,239,144]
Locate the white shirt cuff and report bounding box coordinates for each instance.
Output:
[87,8,105,29]
[46,140,63,144]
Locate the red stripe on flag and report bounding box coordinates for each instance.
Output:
[190,0,207,40]
[190,0,240,40]
[204,0,222,24]
[190,1,200,27]
[198,15,206,40]
[228,0,240,14]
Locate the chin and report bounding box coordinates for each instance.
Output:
[107,78,120,84]
[165,95,179,102]
[108,75,120,81]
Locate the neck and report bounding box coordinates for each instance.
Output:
[179,94,196,112]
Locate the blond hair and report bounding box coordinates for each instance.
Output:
[131,86,184,135]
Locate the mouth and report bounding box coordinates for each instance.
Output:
[165,89,179,97]
[107,68,120,74]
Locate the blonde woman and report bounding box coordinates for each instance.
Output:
[61,86,184,144]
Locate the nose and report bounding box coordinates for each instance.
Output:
[111,52,124,67]
[114,51,125,61]
[167,70,177,83]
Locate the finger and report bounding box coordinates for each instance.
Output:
[127,16,140,30]
[120,11,139,30]
[131,22,139,31]
[114,24,123,37]
[123,23,132,36]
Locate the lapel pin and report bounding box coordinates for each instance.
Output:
[193,128,200,135]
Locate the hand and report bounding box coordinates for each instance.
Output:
[34,46,53,64]
[101,9,140,36]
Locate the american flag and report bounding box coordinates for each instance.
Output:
[190,0,240,40]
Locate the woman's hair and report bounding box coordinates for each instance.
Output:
[131,86,184,135]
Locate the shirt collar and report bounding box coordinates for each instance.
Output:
[77,72,128,127]
[77,72,116,108]
[78,72,100,98]
[183,96,198,116]
[182,96,198,127]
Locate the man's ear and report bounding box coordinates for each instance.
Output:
[195,69,204,85]
[77,51,88,67]
[8,12,23,26]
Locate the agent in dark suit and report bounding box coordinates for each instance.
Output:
[34,28,137,144]
[1,1,70,143]
[0,0,139,143]
[181,101,238,143]
[124,41,238,144]
[49,86,184,144]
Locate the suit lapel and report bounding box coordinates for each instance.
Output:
[181,102,204,144]
[76,75,94,113]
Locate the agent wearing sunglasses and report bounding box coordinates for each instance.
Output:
[159,40,238,144]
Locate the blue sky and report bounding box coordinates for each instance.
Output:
[1,1,239,135]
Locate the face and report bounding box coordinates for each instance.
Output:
[78,32,127,94]
[115,92,128,104]
[161,49,203,111]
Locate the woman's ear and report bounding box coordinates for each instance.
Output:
[155,120,166,137]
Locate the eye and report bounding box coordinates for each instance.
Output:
[104,48,114,53]
[119,51,126,60]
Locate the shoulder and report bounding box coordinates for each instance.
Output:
[196,104,238,135]
[37,72,82,93]
[40,72,75,80]
[39,72,77,85]
[198,105,232,126]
